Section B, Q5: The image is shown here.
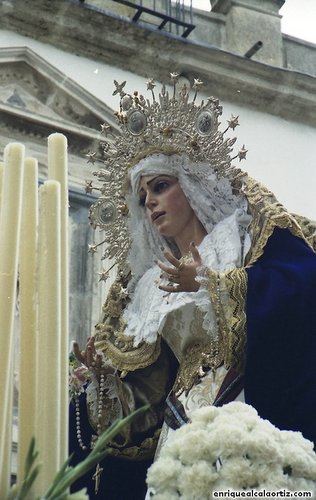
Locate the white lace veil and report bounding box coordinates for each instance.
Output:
[126,153,248,291]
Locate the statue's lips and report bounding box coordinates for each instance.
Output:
[151,211,165,222]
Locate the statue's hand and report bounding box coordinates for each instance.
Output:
[157,242,202,293]
[72,337,114,376]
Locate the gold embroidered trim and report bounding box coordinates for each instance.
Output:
[243,177,309,267]
[225,268,247,372]
[94,277,161,374]
[175,337,222,397]
[174,269,247,396]
[107,428,161,461]
[292,213,316,252]
[208,270,230,368]
[95,328,161,374]
[174,308,221,395]
[206,268,247,371]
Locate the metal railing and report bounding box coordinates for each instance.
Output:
[78,0,195,38]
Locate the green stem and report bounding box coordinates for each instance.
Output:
[44,405,150,499]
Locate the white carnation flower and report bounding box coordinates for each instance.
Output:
[147,402,316,498]
[147,456,181,492]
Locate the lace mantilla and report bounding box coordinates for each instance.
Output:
[126,154,249,290]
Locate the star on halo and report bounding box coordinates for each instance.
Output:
[113,80,126,97]
[98,269,110,282]
[238,145,248,161]
[88,244,98,254]
[192,78,203,90]
[227,115,240,130]
[86,151,97,164]
[100,123,112,136]
[118,287,129,300]
[146,78,156,91]
[84,180,94,194]
[170,72,180,83]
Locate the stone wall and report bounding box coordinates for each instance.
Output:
[284,35,316,77]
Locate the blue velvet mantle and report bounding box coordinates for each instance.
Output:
[69,227,316,498]
[245,227,316,446]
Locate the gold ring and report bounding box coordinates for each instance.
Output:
[177,261,184,271]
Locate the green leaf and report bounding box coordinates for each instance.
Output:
[6,438,42,500]
[6,405,150,500]
[43,455,73,497]
[18,465,41,499]
[24,437,39,478]
[57,488,89,500]
[44,405,149,499]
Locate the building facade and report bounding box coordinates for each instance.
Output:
[0,0,315,346]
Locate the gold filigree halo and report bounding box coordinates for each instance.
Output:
[85,73,248,281]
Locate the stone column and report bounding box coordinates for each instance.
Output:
[211,0,286,66]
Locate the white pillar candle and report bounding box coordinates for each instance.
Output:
[17,158,38,486]
[0,162,4,201]
[47,133,69,465]
[0,157,13,496]
[0,144,25,496]
[34,180,61,494]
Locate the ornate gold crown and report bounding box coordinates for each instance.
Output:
[85,73,247,281]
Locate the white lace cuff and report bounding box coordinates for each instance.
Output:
[193,264,215,334]
[86,371,135,432]
[195,263,209,287]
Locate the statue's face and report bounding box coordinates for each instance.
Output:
[138,174,197,241]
